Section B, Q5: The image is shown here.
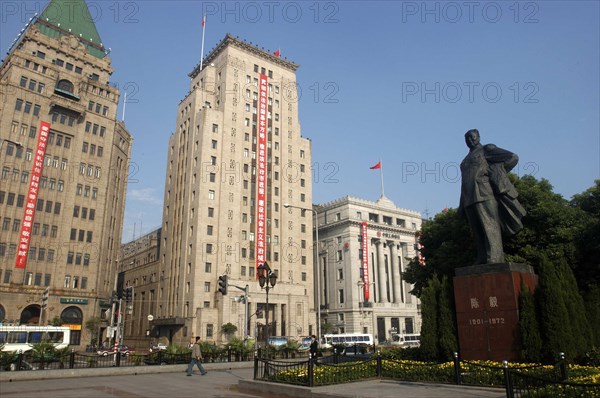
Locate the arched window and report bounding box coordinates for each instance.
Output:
[56,79,74,94]
[61,306,82,324]
[20,305,41,324]
[61,306,83,345]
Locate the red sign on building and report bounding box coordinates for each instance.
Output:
[255,74,268,274]
[361,221,370,300]
[15,121,51,269]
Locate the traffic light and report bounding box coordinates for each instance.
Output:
[123,286,133,302]
[218,275,228,295]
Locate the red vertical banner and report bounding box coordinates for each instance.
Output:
[255,73,268,275]
[361,221,370,300]
[15,121,51,268]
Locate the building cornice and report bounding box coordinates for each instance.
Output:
[318,218,419,240]
[189,33,299,79]
[317,195,422,218]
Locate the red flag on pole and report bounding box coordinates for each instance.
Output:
[274,49,281,57]
[370,161,381,170]
[202,15,206,27]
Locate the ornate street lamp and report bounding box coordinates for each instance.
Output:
[257,262,277,349]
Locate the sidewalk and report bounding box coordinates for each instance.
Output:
[241,378,506,398]
[0,362,507,398]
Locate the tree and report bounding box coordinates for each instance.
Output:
[321,321,335,335]
[85,316,102,347]
[221,322,238,341]
[536,253,573,361]
[227,337,254,359]
[571,180,600,291]
[555,256,593,358]
[403,208,472,297]
[583,286,600,347]
[506,176,585,266]
[570,181,599,348]
[30,340,57,370]
[518,283,542,362]
[437,276,458,361]
[418,277,440,360]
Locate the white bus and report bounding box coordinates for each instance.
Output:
[391,333,421,348]
[322,333,374,349]
[0,326,71,353]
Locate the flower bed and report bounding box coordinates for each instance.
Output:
[263,355,600,393]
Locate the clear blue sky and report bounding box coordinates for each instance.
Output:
[2,1,598,242]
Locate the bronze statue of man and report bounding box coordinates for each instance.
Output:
[459,129,526,265]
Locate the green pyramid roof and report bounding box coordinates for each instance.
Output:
[36,0,105,58]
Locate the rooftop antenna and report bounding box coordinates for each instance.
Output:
[121,91,127,122]
[199,15,206,72]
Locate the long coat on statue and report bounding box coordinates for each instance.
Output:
[460,144,526,237]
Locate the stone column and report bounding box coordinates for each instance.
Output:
[319,254,326,312]
[398,255,406,303]
[370,239,379,303]
[389,241,402,303]
[376,240,388,303]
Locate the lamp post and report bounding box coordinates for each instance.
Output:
[257,262,277,349]
[283,203,321,345]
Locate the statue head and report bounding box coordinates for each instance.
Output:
[465,129,480,149]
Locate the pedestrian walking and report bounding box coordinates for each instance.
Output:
[186,337,207,376]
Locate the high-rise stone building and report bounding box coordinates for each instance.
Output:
[156,34,314,345]
[0,0,132,346]
[315,195,422,344]
[118,228,161,348]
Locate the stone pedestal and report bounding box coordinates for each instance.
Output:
[453,263,537,361]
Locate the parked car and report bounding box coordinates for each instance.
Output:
[149,343,167,352]
[97,345,132,356]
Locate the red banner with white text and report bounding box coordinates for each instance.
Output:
[255,74,268,275]
[15,121,51,268]
[361,221,370,300]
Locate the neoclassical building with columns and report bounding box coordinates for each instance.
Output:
[314,195,422,344]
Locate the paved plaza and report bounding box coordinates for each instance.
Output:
[0,363,507,398]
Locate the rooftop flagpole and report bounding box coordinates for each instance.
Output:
[380,159,385,198]
[200,15,206,72]
[370,160,384,198]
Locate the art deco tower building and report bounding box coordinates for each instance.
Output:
[0,0,132,345]
[156,35,314,344]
